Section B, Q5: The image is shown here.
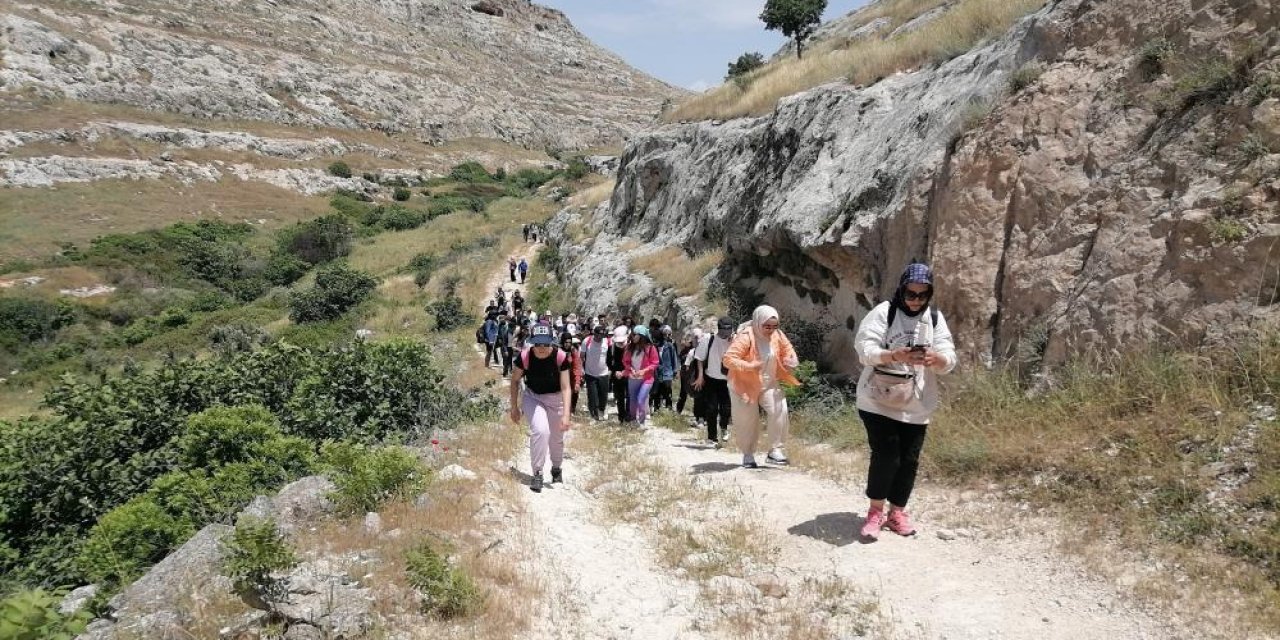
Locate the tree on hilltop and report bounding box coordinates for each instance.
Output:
[760,0,827,60]
[726,52,765,81]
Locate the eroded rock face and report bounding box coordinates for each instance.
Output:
[0,0,683,149]
[552,0,1280,372]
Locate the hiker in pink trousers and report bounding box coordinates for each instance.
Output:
[509,323,573,493]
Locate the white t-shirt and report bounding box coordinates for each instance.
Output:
[694,332,731,381]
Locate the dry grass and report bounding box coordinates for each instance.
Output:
[667,0,1044,122]
[0,178,330,261]
[288,420,540,638]
[629,247,724,297]
[567,178,615,210]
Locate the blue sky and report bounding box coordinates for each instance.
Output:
[539,0,871,91]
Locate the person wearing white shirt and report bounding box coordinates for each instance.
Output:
[693,317,735,446]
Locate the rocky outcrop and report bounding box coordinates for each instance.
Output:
[1,0,685,150]
[551,0,1280,372]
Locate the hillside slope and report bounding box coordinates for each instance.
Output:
[1,0,683,149]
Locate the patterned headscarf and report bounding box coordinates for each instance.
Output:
[893,263,934,318]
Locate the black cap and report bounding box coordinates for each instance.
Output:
[593,324,607,335]
[717,317,736,330]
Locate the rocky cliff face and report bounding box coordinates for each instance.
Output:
[1,0,683,149]
[549,0,1280,372]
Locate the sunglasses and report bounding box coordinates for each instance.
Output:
[903,289,932,301]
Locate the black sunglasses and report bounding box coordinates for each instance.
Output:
[903,289,932,301]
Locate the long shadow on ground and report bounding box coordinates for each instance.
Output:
[689,461,741,474]
[789,512,865,547]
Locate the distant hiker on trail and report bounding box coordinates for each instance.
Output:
[723,305,800,468]
[608,325,630,425]
[512,290,524,315]
[518,258,529,283]
[853,263,956,540]
[510,323,573,493]
[530,227,539,243]
[497,314,514,377]
[508,256,518,282]
[522,224,530,243]
[581,324,612,421]
[694,318,734,447]
[651,325,678,414]
[624,325,660,427]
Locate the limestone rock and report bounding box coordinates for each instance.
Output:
[59,585,98,615]
[438,464,479,481]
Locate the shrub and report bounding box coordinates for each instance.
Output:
[1137,38,1176,81]
[564,156,590,180]
[408,253,439,288]
[320,442,428,514]
[263,252,309,286]
[77,498,193,587]
[426,293,470,331]
[379,206,428,231]
[726,51,765,81]
[404,540,482,619]
[327,161,352,178]
[0,589,90,640]
[222,517,297,607]
[288,263,377,323]
[178,405,282,470]
[0,297,76,345]
[1238,134,1273,163]
[209,323,272,354]
[277,215,354,266]
[392,187,412,202]
[448,161,492,183]
[509,168,554,191]
[1008,63,1042,93]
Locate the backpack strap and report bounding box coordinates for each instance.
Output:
[520,347,531,370]
[883,303,939,348]
[522,346,567,370]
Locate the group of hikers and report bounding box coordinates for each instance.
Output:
[521,223,546,244]
[492,259,957,541]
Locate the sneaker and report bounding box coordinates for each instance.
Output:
[706,438,718,448]
[530,473,543,493]
[886,508,916,536]
[742,454,759,469]
[766,447,789,465]
[860,507,886,540]
[550,467,563,484]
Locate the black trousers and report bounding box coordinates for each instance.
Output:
[859,409,928,507]
[509,268,516,282]
[700,377,731,440]
[485,342,496,367]
[611,375,630,423]
[676,374,693,414]
[501,347,513,377]
[585,374,610,419]
[650,379,673,411]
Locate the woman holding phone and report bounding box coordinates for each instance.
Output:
[853,263,957,540]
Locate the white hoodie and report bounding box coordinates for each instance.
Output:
[854,301,957,424]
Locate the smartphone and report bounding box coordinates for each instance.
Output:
[909,344,926,353]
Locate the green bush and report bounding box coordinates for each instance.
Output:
[1008,64,1042,93]
[277,215,354,266]
[379,206,428,231]
[77,498,193,587]
[0,297,77,345]
[327,161,352,179]
[0,589,90,640]
[426,293,470,331]
[263,252,309,287]
[288,263,377,323]
[321,442,428,514]
[564,156,590,180]
[222,517,297,607]
[509,168,554,191]
[392,187,412,202]
[1137,38,1175,81]
[448,161,492,183]
[407,253,439,288]
[178,405,282,470]
[209,323,272,354]
[404,540,482,619]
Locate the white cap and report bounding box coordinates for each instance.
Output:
[612,326,629,345]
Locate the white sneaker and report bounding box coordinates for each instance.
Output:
[766,447,788,465]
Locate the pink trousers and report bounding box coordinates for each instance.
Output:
[523,390,566,475]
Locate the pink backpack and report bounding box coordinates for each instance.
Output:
[520,346,567,369]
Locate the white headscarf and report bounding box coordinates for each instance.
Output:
[752,305,779,343]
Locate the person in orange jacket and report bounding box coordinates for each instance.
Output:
[722,305,800,468]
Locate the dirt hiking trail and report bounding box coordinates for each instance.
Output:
[474,243,1212,640]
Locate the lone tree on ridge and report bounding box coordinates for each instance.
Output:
[760,0,827,60]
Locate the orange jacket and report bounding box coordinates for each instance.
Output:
[722,328,800,404]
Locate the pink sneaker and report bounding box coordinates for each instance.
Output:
[859,507,886,540]
[886,508,917,536]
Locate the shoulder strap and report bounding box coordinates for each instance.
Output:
[931,306,938,328]
[520,347,531,369]
[556,347,567,367]
[883,303,938,348]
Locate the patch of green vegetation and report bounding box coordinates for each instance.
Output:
[320,442,429,514]
[222,517,298,607]
[0,588,90,639]
[404,540,482,619]
[1208,217,1249,243]
[1136,38,1176,82]
[1008,63,1042,94]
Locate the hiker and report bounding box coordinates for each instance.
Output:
[676,333,698,416]
[694,318,735,447]
[608,325,630,424]
[508,256,518,282]
[723,306,800,468]
[561,332,584,415]
[483,313,500,368]
[624,325,660,427]
[580,324,611,421]
[853,263,956,540]
[522,224,530,242]
[518,258,529,284]
[509,323,573,493]
[497,314,514,377]
[651,325,678,413]
[512,290,524,315]
[496,288,507,313]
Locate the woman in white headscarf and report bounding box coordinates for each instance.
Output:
[722,305,800,468]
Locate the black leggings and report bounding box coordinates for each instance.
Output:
[859,410,928,508]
